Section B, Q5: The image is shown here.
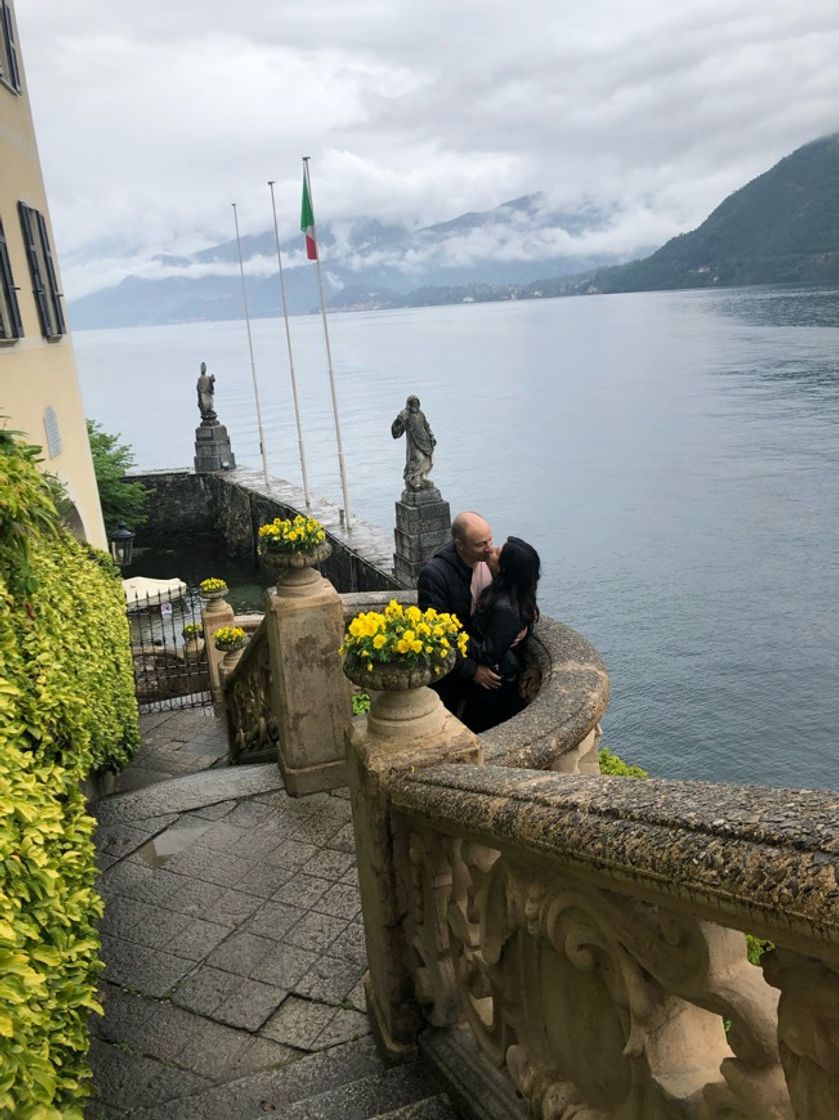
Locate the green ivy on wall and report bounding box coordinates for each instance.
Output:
[0,431,138,1117]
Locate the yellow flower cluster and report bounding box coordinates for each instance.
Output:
[258,514,327,553]
[213,625,246,650]
[199,577,227,593]
[340,600,468,671]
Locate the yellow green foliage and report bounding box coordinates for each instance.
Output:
[0,432,138,1116]
[598,747,649,779]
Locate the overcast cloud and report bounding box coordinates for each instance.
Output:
[14,0,839,299]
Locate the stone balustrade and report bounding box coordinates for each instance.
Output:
[353,759,838,1119]
[222,617,276,764]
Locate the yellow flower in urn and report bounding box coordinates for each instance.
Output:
[257,514,328,554]
[341,599,466,689]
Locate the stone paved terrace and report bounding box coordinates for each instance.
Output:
[90,710,455,1119]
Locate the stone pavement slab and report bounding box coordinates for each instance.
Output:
[90,743,380,1117]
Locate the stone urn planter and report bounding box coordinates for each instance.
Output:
[181,636,205,664]
[214,626,247,677]
[199,581,229,603]
[220,645,245,674]
[343,651,456,740]
[260,541,332,598]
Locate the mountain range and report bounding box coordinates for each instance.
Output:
[67,133,839,330]
[66,195,645,329]
[592,134,839,293]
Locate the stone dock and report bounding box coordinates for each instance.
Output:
[90,709,455,1119]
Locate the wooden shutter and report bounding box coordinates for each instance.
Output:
[0,219,23,339]
[1,2,20,91]
[18,202,55,338]
[36,210,65,335]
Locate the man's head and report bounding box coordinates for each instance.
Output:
[407,395,420,412]
[200,361,207,375]
[452,511,493,567]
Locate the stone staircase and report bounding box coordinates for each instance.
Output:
[88,709,459,1119]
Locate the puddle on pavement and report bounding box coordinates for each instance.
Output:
[133,822,211,869]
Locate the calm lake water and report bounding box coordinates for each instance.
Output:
[73,285,839,790]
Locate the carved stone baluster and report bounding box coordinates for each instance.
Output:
[225,635,277,763]
[763,948,839,1119]
[406,830,461,1027]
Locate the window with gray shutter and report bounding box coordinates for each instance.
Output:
[18,202,65,339]
[0,218,23,340]
[0,0,21,92]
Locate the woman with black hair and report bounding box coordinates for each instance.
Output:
[461,536,541,733]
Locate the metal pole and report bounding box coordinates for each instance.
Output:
[268,180,311,508]
[231,202,270,488]
[303,157,352,527]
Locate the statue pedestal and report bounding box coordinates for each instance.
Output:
[194,423,236,473]
[393,486,450,587]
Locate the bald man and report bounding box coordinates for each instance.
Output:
[417,511,502,712]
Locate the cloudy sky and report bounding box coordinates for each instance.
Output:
[15,0,839,298]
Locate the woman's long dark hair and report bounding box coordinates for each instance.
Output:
[477,536,541,625]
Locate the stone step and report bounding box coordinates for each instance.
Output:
[373,1093,459,1119]
[251,1062,437,1119]
[129,1038,415,1119]
[96,761,284,827]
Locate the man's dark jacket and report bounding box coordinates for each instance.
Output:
[417,541,477,683]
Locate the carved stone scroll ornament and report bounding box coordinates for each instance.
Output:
[225,632,278,763]
[404,826,795,1120]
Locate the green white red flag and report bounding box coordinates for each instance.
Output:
[300,174,317,260]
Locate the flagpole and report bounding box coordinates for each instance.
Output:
[303,156,352,528]
[231,202,270,488]
[268,180,311,509]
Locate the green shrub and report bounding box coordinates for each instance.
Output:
[86,420,147,534]
[0,431,139,1116]
[598,747,649,778]
[351,692,371,716]
[746,934,774,965]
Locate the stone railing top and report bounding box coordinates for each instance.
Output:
[340,588,417,624]
[390,763,839,957]
[479,615,609,769]
[233,612,263,633]
[226,467,396,575]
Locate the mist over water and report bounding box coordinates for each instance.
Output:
[74,285,839,790]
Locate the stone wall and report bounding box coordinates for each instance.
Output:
[128,466,401,594]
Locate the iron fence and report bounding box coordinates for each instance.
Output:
[126,582,212,712]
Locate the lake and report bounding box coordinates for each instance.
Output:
[73,285,839,790]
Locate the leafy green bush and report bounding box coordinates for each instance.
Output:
[352,692,371,716]
[86,419,147,534]
[598,747,649,778]
[0,431,139,1116]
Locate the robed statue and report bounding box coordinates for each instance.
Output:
[196,362,217,425]
[392,395,436,490]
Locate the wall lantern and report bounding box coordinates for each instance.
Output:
[109,522,136,567]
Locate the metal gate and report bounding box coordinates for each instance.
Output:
[127,582,212,712]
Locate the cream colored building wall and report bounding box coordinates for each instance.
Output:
[0,0,107,548]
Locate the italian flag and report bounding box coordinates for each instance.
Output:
[300,174,317,260]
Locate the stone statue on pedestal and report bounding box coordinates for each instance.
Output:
[193,360,236,472]
[196,362,217,426]
[391,395,436,491]
[391,394,449,587]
